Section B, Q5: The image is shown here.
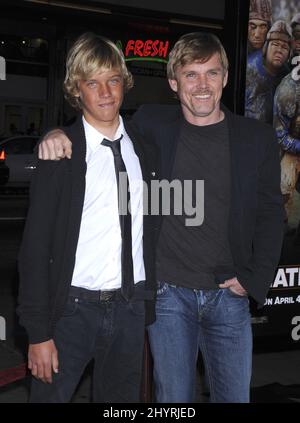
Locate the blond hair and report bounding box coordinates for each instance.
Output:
[64,32,133,109]
[167,32,229,80]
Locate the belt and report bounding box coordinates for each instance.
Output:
[69,282,155,302]
[69,285,121,302]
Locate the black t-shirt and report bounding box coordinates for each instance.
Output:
[156,117,234,290]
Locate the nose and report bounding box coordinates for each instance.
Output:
[275,45,285,54]
[197,74,208,88]
[254,27,261,38]
[98,82,111,97]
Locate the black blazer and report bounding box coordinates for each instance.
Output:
[132,104,285,306]
[18,117,157,344]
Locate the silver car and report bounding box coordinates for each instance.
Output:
[0,136,38,188]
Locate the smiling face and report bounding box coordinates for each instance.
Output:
[75,68,124,134]
[168,52,228,126]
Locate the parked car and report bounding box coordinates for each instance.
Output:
[0,135,38,188]
[0,150,9,185]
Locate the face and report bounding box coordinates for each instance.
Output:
[293,31,300,55]
[169,53,228,126]
[248,19,268,50]
[266,40,290,70]
[76,68,124,132]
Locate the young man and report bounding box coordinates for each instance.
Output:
[247,0,272,56]
[17,32,156,403]
[38,32,284,403]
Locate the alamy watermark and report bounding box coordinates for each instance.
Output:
[0,315,6,340]
[118,174,205,227]
[0,56,6,80]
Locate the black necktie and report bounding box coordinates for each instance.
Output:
[101,135,134,301]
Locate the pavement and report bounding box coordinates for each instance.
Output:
[1,337,300,403]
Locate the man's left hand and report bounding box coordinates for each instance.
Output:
[219,277,247,296]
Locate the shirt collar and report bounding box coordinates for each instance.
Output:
[82,115,125,152]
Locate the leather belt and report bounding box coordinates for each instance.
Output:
[69,282,155,302]
[69,285,121,302]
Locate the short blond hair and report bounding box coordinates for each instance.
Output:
[167,32,229,80]
[64,32,133,109]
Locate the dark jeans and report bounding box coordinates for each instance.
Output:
[30,284,145,403]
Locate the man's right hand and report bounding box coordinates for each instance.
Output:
[38,129,72,160]
[28,339,59,383]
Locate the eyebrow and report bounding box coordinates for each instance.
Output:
[182,67,222,74]
[86,73,122,81]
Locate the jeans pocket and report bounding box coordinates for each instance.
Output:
[62,297,80,317]
[156,281,169,296]
[128,300,145,316]
[226,288,248,299]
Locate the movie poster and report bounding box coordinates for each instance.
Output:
[246,0,300,241]
[246,1,300,335]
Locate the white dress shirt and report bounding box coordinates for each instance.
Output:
[71,115,145,290]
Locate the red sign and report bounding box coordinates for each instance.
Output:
[125,40,169,59]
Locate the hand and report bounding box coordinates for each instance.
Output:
[28,339,59,383]
[219,277,247,297]
[38,129,72,160]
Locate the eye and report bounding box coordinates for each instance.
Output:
[207,70,219,77]
[186,72,196,79]
[87,81,97,88]
[110,77,121,85]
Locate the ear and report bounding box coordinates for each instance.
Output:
[168,78,178,93]
[223,70,228,88]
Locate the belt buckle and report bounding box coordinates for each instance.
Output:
[99,290,114,301]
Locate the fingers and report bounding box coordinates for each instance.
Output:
[218,280,232,288]
[64,141,72,160]
[39,138,54,160]
[43,361,53,384]
[29,358,53,383]
[28,340,58,384]
[219,278,247,296]
[52,350,59,375]
[38,130,72,160]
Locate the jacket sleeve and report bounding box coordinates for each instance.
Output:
[17,158,65,344]
[237,127,285,305]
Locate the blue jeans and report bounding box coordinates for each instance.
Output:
[147,282,252,403]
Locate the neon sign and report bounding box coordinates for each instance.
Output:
[117,40,169,64]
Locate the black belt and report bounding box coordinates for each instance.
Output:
[69,282,155,302]
[69,285,121,302]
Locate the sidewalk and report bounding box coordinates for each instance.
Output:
[1,336,300,403]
